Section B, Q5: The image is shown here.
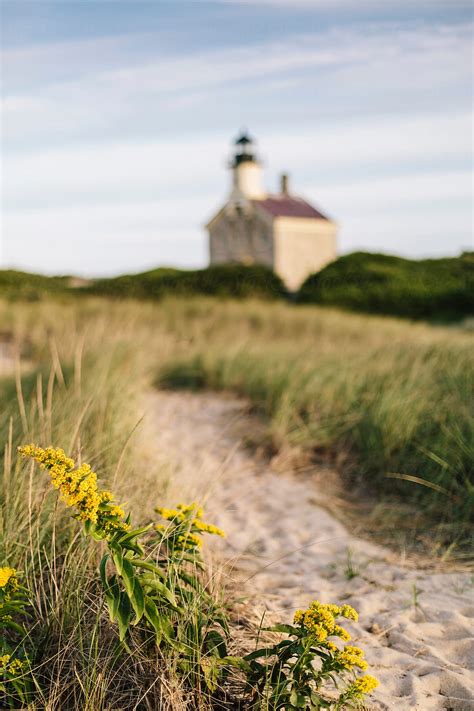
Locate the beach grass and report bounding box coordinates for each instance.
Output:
[1,294,472,707]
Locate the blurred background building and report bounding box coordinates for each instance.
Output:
[207,132,338,291]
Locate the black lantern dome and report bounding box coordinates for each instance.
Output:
[232,130,258,167]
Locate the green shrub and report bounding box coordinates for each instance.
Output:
[0,270,70,300]
[88,264,287,300]
[298,252,474,321]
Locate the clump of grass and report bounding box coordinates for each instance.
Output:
[343,549,359,581]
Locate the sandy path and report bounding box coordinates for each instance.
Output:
[146,390,473,711]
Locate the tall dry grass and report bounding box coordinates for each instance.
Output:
[1,295,472,706]
[154,299,474,543]
[0,297,216,709]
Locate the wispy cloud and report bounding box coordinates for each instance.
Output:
[2,5,472,274]
[3,21,471,146]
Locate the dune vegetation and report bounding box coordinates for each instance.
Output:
[155,300,473,540]
[298,251,474,321]
[1,294,472,708]
[3,253,472,323]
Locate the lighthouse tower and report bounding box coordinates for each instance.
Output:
[229,131,265,200]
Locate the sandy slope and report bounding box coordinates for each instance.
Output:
[145,390,474,711]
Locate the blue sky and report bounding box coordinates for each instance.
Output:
[1,0,472,276]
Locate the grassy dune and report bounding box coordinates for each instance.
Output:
[299,252,473,320]
[4,253,472,323]
[4,296,472,538]
[156,299,473,539]
[1,295,472,707]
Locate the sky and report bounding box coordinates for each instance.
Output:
[1,0,473,277]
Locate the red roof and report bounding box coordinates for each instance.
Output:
[253,195,329,220]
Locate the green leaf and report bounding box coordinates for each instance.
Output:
[131,560,166,578]
[265,624,298,635]
[90,529,105,541]
[219,656,253,673]
[99,554,110,588]
[116,592,131,641]
[0,620,25,635]
[100,555,121,623]
[109,542,123,575]
[144,597,162,639]
[131,577,145,624]
[120,557,135,599]
[144,598,175,644]
[204,630,227,658]
[104,577,121,623]
[289,689,307,707]
[311,691,327,707]
[201,658,220,692]
[121,541,144,556]
[244,647,277,661]
[119,524,152,545]
[144,578,178,608]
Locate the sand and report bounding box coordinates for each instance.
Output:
[150,390,473,709]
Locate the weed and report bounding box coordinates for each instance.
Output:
[344,549,359,581]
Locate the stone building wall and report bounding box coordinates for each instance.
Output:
[209,205,273,267]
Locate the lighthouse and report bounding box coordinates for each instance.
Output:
[206,131,338,291]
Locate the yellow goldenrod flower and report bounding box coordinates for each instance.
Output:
[293,599,359,646]
[155,501,226,546]
[311,624,328,642]
[193,519,226,537]
[297,601,340,637]
[174,532,203,550]
[7,658,25,675]
[0,654,11,669]
[155,507,183,521]
[98,516,130,535]
[0,567,16,589]
[333,624,351,642]
[19,445,127,536]
[337,646,368,670]
[340,603,358,621]
[344,645,364,657]
[293,609,305,625]
[177,502,205,518]
[348,674,379,697]
[107,504,125,519]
